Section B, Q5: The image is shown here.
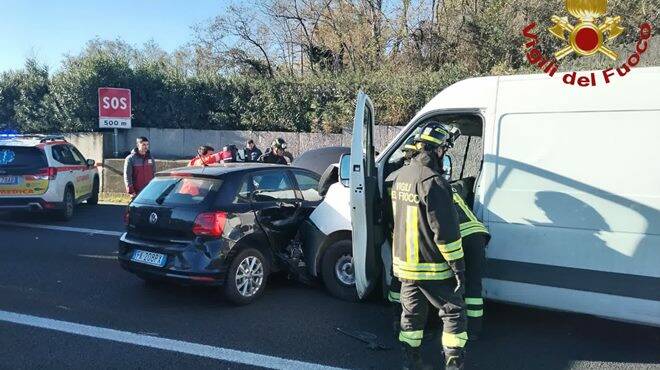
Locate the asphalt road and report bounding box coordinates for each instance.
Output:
[0,204,658,370]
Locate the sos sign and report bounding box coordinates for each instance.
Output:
[98,87,132,129]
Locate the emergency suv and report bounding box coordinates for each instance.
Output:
[0,135,100,220]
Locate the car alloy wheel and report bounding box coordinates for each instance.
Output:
[64,190,74,218]
[234,256,264,297]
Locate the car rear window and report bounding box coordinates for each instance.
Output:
[134,176,223,206]
[0,146,47,169]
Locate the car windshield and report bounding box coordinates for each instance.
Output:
[134,176,223,206]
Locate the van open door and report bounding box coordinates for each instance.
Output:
[349,91,380,299]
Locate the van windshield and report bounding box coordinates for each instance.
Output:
[134,176,223,206]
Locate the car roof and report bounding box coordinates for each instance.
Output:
[160,162,317,178]
[0,135,68,148]
[292,146,350,175]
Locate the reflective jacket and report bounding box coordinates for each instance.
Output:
[391,151,465,281]
[452,190,490,242]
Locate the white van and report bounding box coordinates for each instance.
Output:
[301,67,660,327]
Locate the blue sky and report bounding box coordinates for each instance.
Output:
[0,0,229,73]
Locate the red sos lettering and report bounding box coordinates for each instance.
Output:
[98,88,131,118]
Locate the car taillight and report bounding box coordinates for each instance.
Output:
[124,210,130,226]
[193,211,228,237]
[34,167,57,180]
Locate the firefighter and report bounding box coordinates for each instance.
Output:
[258,138,289,165]
[390,122,467,370]
[389,128,490,341]
[452,188,489,340]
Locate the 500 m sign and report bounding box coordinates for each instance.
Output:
[98,88,132,129]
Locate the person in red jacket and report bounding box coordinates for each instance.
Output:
[124,137,157,197]
[188,145,216,166]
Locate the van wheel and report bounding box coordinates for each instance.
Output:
[224,248,269,305]
[87,177,99,205]
[321,240,359,302]
[56,187,75,221]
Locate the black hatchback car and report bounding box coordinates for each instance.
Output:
[118,163,323,304]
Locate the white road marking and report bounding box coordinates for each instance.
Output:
[0,221,123,237]
[0,310,347,370]
[78,254,118,260]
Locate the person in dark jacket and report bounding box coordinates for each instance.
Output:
[124,137,157,197]
[388,126,490,343]
[390,122,467,370]
[243,139,262,162]
[258,139,288,165]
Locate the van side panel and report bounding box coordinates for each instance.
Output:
[483,109,660,326]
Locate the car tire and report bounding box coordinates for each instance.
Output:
[321,240,359,302]
[87,177,99,205]
[56,187,75,221]
[224,248,269,305]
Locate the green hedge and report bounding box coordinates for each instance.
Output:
[0,56,470,134]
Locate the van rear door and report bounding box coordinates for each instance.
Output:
[349,91,380,298]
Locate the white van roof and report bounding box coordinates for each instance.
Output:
[415,66,660,118]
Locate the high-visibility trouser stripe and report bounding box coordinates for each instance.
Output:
[467,309,484,317]
[465,297,484,317]
[442,331,468,348]
[465,297,483,305]
[388,291,401,303]
[399,330,424,348]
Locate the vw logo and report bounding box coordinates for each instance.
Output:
[149,212,158,224]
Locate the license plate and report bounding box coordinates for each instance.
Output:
[0,176,19,185]
[131,250,167,267]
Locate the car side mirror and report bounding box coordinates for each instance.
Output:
[442,155,452,181]
[86,159,95,167]
[339,154,351,187]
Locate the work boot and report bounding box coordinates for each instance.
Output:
[401,343,426,370]
[443,347,465,370]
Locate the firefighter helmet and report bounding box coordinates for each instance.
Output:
[415,122,460,149]
[271,138,287,149]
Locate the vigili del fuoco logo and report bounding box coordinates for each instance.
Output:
[522,0,653,86]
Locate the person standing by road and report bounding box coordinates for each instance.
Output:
[258,139,289,165]
[124,137,156,197]
[390,122,467,370]
[243,139,262,162]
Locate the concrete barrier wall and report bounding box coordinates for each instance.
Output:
[102,126,403,159]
